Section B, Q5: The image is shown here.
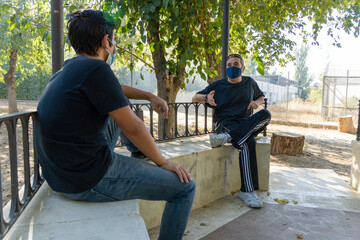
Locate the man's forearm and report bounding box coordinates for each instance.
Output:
[122,119,166,166]
[255,96,265,105]
[192,94,206,103]
[121,85,153,100]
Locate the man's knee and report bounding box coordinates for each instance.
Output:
[259,109,271,119]
[182,180,196,198]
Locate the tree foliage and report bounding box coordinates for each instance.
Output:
[102,0,360,85]
[104,0,222,81]
[295,45,313,99]
[0,0,52,112]
[229,0,360,75]
[308,84,323,104]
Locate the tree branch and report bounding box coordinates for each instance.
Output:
[116,44,159,72]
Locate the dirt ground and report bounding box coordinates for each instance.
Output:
[0,100,355,206]
[267,123,354,182]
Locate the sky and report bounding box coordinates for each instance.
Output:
[270,25,360,82]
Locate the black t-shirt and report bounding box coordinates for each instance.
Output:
[197,77,264,122]
[36,56,129,193]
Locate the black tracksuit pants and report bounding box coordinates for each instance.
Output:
[216,109,271,192]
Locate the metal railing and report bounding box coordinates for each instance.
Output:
[130,99,268,141]
[0,100,268,238]
[131,102,214,141]
[0,111,43,238]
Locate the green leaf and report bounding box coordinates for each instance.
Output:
[150,42,155,52]
[23,21,30,30]
[163,0,170,9]
[150,5,156,13]
[69,5,75,12]
[140,73,144,80]
[256,57,265,75]
[137,42,144,51]
[8,19,15,31]
[0,4,10,14]
[181,82,186,89]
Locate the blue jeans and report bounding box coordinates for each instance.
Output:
[64,118,196,240]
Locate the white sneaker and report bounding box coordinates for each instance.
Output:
[209,133,229,148]
[238,191,263,209]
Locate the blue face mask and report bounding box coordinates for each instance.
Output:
[226,66,242,78]
[105,39,117,66]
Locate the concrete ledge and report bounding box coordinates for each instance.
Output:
[351,140,360,192]
[271,119,338,129]
[4,182,149,240]
[116,135,270,230]
[6,135,270,239]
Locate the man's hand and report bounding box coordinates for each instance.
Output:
[247,101,259,110]
[160,160,192,183]
[149,95,169,119]
[207,90,217,106]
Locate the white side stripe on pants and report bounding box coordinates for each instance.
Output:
[237,117,271,147]
[239,142,254,192]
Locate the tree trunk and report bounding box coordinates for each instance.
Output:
[206,52,222,84]
[338,115,356,134]
[147,10,183,139]
[4,48,19,113]
[270,132,305,155]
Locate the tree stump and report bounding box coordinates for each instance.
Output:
[271,132,305,155]
[338,115,356,134]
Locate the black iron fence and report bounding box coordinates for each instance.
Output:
[131,100,268,141]
[131,102,214,141]
[0,100,268,238]
[0,111,43,238]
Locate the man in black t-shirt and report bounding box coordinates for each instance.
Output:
[35,10,195,240]
[192,54,271,208]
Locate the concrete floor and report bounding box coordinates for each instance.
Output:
[148,166,360,240]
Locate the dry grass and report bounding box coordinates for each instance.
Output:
[267,99,326,123]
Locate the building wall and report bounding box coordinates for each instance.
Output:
[252,75,298,104]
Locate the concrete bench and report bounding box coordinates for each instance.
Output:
[351,140,360,192]
[4,182,149,240]
[4,135,270,239]
[116,135,271,230]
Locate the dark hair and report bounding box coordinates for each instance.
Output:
[67,9,116,56]
[227,53,244,67]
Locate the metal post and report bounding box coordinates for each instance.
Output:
[221,0,230,79]
[285,72,289,121]
[321,76,325,117]
[345,70,349,115]
[51,0,64,74]
[357,100,360,141]
[131,37,134,87]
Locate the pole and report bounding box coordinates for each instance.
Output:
[131,37,134,87]
[345,69,349,115]
[357,100,360,141]
[51,0,64,75]
[285,71,289,121]
[221,0,230,79]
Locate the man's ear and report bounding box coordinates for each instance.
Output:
[242,66,246,72]
[101,34,109,49]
